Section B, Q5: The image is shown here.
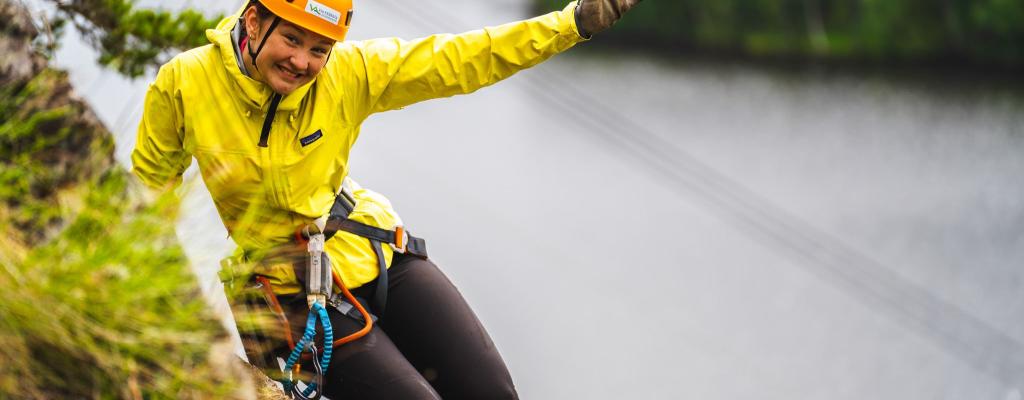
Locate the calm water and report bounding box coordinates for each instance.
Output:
[43,0,1024,398]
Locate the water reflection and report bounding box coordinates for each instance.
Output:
[44,0,1024,398]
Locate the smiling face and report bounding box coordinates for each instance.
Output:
[243,6,335,95]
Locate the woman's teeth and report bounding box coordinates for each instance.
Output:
[278,65,301,79]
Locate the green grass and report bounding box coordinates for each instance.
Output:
[0,169,240,399]
[0,65,242,399]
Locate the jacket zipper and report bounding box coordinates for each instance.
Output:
[259,93,282,147]
[258,92,289,208]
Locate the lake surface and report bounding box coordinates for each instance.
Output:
[43,0,1024,398]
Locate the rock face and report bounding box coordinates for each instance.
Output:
[0,0,47,83]
[0,1,286,398]
[1,0,114,248]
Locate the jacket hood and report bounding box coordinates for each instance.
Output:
[204,6,316,111]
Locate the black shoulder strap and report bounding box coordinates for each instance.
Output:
[323,191,428,259]
[369,240,388,317]
[316,190,430,320]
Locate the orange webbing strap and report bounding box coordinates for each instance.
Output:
[257,273,373,351]
[331,270,374,347]
[256,276,296,350]
[255,276,301,375]
[295,227,373,346]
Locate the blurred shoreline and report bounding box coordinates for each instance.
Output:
[570,42,1024,90]
[536,0,1024,77]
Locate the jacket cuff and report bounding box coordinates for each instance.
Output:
[564,1,590,42]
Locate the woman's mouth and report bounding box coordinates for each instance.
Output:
[276,64,303,81]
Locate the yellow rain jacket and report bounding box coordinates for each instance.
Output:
[132,2,585,294]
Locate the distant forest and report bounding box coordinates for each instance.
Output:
[537,0,1024,69]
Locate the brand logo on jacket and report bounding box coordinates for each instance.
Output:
[305,0,341,25]
[300,129,324,147]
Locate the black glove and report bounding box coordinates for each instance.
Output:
[574,0,643,39]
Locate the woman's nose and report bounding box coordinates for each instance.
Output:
[288,52,309,72]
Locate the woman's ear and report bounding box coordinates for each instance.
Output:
[243,6,260,39]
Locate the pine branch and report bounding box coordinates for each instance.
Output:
[50,0,223,77]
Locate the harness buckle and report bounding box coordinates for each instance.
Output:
[392,225,408,254]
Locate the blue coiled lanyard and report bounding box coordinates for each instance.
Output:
[280,302,333,399]
[280,230,334,399]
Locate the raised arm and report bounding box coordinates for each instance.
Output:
[342,2,585,117]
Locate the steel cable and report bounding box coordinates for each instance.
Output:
[371,0,1024,387]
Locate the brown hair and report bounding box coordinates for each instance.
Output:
[246,0,273,21]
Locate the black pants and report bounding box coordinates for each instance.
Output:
[237,253,518,399]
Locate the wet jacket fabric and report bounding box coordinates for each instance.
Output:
[132,2,584,294]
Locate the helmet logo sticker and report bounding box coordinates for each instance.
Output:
[305,0,341,25]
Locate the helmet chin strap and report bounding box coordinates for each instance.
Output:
[247,16,282,72]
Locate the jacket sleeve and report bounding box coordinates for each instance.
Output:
[350,1,585,117]
[131,62,191,191]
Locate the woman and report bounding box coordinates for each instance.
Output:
[132,0,639,398]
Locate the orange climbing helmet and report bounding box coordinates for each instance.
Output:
[256,0,354,42]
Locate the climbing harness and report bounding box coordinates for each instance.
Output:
[298,182,429,317]
[276,228,332,398]
[225,183,429,398]
[252,266,373,399]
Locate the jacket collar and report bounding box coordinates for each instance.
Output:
[206,8,314,112]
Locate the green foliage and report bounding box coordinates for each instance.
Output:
[2,70,71,237]
[538,0,1024,68]
[0,64,240,398]
[54,0,224,77]
[1,71,70,159]
[0,68,114,242]
[0,169,238,399]
[0,1,252,397]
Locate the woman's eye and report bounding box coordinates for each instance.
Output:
[313,48,328,56]
[285,35,299,45]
